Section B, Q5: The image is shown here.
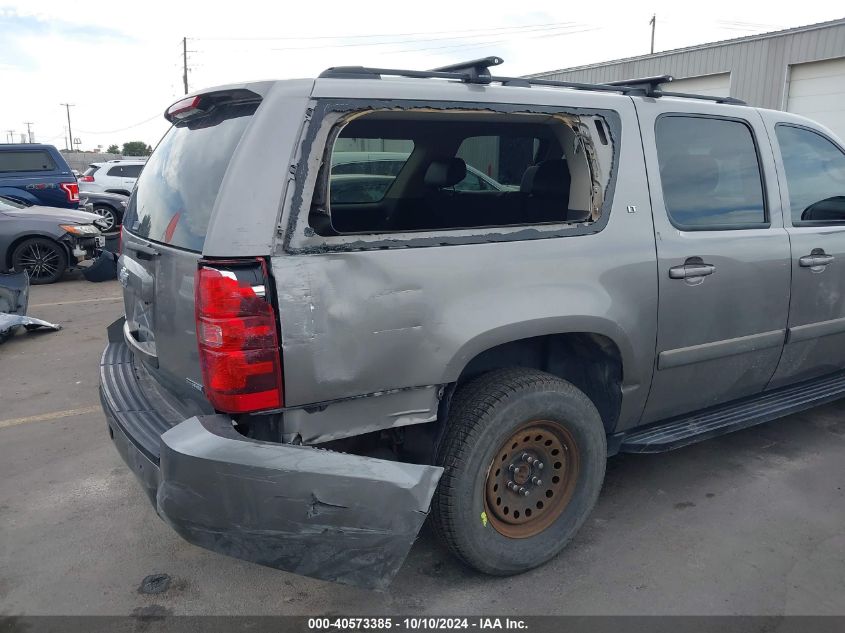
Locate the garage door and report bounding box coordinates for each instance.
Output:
[661,73,731,98]
[787,57,845,142]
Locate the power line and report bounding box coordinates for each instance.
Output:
[194,20,584,42]
[76,113,162,136]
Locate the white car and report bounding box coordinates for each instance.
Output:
[79,159,146,195]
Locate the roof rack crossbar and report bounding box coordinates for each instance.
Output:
[317,58,747,105]
[429,56,504,84]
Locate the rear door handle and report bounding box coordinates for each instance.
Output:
[669,262,715,279]
[799,253,834,268]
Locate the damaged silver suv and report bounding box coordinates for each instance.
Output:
[100,57,845,589]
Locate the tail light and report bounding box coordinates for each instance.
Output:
[59,182,79,203]
[194,259,283,413]
[80,175,95,182]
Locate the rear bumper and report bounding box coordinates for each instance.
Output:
[99,326,443,590]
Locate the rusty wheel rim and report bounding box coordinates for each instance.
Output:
[484,420,580,538]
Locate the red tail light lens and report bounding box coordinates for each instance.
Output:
[60,182,79,202]
[194,260,283,413]
[80,175,95,182]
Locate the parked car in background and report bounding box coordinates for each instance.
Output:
[79,159,145,196]
[80,191,128,233]
[0,144,80,209]
[0,195,104,283]
[332,151,513,191]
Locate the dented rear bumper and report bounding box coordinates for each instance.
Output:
[100,339,443,590]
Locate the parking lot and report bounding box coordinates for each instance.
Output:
[0,275,844,616]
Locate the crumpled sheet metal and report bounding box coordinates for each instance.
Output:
[156,415,443,590]
[0,270,61,342]
[0,313,62,335]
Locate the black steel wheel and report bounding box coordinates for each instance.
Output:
[432,367,606,576]
[11,237,67,284]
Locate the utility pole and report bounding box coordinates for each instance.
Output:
[650,14,656,54]
[23,122,33,143]
[6,130,15,144]
[60,103,74,152]
[182,37,189,94]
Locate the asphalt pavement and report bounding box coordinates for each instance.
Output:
[1,274,843,616]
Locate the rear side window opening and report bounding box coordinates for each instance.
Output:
[124,100,258,252]
[308,109,610,237]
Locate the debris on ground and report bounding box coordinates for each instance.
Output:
[0,270,61,343]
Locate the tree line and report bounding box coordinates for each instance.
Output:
[106,142,152,156]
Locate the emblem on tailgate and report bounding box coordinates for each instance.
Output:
[118,265,129,288]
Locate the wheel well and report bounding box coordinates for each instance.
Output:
[456,333,623,433]
[5,234,66,269]
[105,189,130,197]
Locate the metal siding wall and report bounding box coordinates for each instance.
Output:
[533,23,845,110]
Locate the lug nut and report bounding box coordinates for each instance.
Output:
[535,461,544,470]
[519,487,529,497]
[531,476,543,486]
[507,481,519,492]
[508,464,517,473]
[521,453,530,461]
[525,455,536,464]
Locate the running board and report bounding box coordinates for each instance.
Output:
[619,371,845,453]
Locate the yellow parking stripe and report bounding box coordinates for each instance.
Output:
[0,405,100,430]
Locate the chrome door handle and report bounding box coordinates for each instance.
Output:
[669,262,715,279]
[799,254,834,267]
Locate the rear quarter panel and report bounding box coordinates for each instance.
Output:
[272,87,658,431]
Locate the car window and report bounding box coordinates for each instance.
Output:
[775,125,845,224]
[454,170,494,192]
[328,143,414,204]
[0,195,29,210]
[106,166,124,176]
[83,165,100,176]
[125,100,257,252]
[0,150,57,173]
[655,116,766,229]
[122,164,143,178]
[316,111,604,235]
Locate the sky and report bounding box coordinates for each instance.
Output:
[1,0,842,151]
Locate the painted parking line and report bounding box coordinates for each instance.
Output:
[0,405,100,430]
[29,296,123,308]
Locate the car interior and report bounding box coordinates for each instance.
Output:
[309,111,599,235]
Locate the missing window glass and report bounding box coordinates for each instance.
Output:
[309,110,607,236]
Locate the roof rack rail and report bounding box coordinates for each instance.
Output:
[317,57,747,105]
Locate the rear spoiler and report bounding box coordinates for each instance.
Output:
[164,88,263,124]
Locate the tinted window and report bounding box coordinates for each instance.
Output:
[0,150,56,172]
[656,116,766,228]
[776,125,845,224]
[122,164,143,178]
[125,101,257,252]
[331,159,407,176]
[107,166,124,176]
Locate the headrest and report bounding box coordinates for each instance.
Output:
[520,159,570,197]
[424,158,467,188]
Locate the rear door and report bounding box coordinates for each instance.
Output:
[119,98,260,410]
[120,164,143,191]
[635,100,791,423]
[762,115,845,388]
